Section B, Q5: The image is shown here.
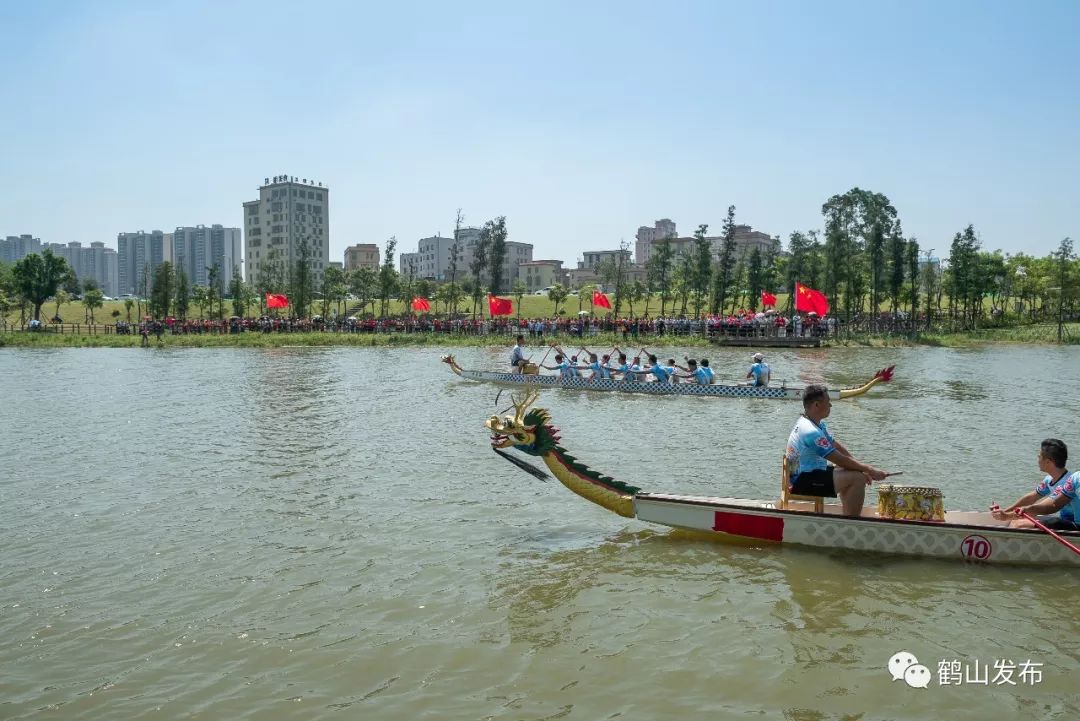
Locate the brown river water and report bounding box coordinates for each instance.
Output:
[1,344,1078,720]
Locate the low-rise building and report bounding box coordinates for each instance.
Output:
[344,243,380,271]
[517,260,565,293]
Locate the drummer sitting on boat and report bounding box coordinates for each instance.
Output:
[509,334,528,373]
[786,384,891,516]
[993,438,1080,531]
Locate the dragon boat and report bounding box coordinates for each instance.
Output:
[482,392,1080,567]
[443,355,895,401]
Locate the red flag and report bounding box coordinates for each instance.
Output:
[761,290,777,307]
[795,283,829,316]
[488,294,513,316]
[265,293,289,309]
[592,290,612,309]
[411,297,430,312]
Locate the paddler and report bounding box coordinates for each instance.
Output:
[992,439,1080,530]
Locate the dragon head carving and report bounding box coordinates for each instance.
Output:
[485,391,557,456]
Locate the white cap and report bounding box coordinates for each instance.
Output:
[752,353,764,361]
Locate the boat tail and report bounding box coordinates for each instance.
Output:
[837,365,895,399]
[485,391,640,518]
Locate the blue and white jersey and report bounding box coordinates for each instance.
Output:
[510,345,525,368]
[623,364,641,381]
[786,415,836,480]
[693,367,715,385]
[558,360,575,378]
[1040,470,1078,522]
[749,362,770,387]
[1055,472,1080,523]
[587,361,605,378]
[650,364,672,383]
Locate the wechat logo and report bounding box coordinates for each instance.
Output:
[888,651,931,688]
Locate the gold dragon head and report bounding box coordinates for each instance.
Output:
[485,390,540,449]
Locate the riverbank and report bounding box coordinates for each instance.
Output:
[1,323,1077,348]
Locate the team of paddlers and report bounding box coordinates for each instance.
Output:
[507,334,771,387]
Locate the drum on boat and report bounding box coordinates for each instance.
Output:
[877,484,945,522]
[522,362,539,375]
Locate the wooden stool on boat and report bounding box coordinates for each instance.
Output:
[780,456,825,513]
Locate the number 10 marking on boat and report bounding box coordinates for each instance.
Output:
[960,535,992,560]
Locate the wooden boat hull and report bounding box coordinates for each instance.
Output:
[635,493,1080,566]
[443,356,894,400]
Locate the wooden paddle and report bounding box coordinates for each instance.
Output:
[1016,509,1080,557]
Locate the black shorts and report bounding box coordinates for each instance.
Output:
[1037,515,1080,532]
[790,467,837,498]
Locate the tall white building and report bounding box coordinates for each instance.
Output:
[172,225,242,293]
[634,219,677,265]
[117,230,169,296]
[1,234,42,263]
[243,175,330,285]
[46,241,119,297]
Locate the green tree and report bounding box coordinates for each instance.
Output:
[320,265,347,318]
[1054,237,1075,342]
[712,206,737,315]
[888,221,907,313]
[229,268,246,318]
[11,249,72,321]
[626,279,646,317]
[82,287,104,324]
[691,224,712,318]
[378,237,399,318]
[288,245,312,319]
[124,298,134,322]
[512,279,527,318]
[175,267,191,320]
[746,247,764,311]
[149,261,174,318]
[400,256,417,316]
[906,239,920,319]
[207,264,222,320]
[192,286,209,319]
[52,289,69,321]
[547,283,568,316]
[448,209,464,316]
[485,216,508,294]
[469,227,490,320]
[349,266,378,317]
[646,235,674,315]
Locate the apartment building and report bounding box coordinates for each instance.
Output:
[243,175,330,285]
[171,225,242,293]
[517,260,566,293]
[45,241,119,297]
[117,230,169,296]
[0,234,42,263]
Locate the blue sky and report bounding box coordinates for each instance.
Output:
[1,0,1076,264]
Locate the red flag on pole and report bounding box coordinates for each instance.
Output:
[488,295,513,316]
[795,283,829,315]
[411,297,430,312]
[265,293,289,309]
[760,290,777,307]
[592,290,612,309]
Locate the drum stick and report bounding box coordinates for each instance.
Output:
[884,472,903,477]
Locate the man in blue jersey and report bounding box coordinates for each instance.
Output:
[509,334,528,373]
[747,353,771,387]
[998,439,1080,530]
[786,384,890,516]
[640,353,674,383]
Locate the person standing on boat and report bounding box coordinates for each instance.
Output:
[747,353,771,387]
[510,334,528,373]
[994,439,1080,530]
[786,384,890,516]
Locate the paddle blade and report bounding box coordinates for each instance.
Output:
[492,447,549,481]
